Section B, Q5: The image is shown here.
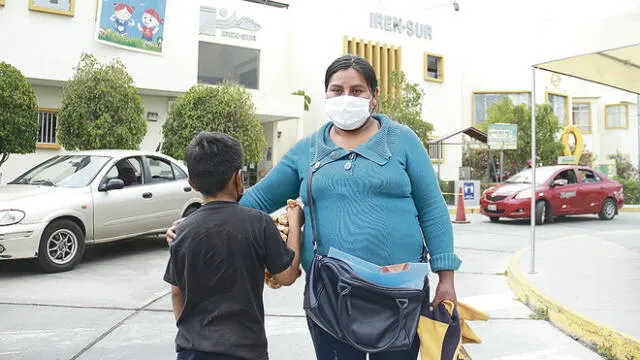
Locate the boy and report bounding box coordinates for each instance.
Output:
[163,132,302,360]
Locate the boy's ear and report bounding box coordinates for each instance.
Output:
[236,169,244,191]
[187,178,199,192]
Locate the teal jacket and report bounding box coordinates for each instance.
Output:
[241,114,462,273]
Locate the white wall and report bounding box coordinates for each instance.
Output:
[0,0,299,102]
[1,0,638,183]
[0,0,198,92]
[287,0,465,179]
[139,95,171,153]
[457,0,640,170]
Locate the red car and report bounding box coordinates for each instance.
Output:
[480,165,624,224]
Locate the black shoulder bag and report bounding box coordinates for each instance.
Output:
[303,164,430,353]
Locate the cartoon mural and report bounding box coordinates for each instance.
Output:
[138,8,164,42]
[95,0,167,55]
[111,3,135,36]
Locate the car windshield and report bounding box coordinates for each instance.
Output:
[504,167,558,185]
[9,155,111,187]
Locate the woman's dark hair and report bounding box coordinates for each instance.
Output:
[324,54,378,93]
[184,132,244,197]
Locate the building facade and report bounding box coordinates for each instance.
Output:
[0,0,638,184]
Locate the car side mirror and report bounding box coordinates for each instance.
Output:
[552,179,568,187]
[100,179,125,191]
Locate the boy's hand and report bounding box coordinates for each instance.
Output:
[286,201,304,228]
[270,200,303,287]
[165,218,184,245]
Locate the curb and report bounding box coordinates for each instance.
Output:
[448,207,640,215]
[448,208,481,215]
[506,248,640,360]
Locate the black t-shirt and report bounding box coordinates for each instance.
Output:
[164,201,294,360]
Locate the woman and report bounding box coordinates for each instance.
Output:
[168,54,461,359]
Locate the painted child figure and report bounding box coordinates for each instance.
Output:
[110,3,135,36]
[138,9,163,42]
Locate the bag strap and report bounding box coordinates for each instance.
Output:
[418,223,429,262]
[307,165,319,256]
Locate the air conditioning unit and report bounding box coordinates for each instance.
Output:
[459,167,471,180]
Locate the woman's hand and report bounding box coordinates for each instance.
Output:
[431,270,457,311]
[165,218,183,245]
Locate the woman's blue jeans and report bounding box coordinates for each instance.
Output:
[177,350,245,360]
[306,317,420,360]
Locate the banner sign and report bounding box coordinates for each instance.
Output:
[96,0,167,55]
[487,123,517,150]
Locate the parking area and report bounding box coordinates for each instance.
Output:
[1,212,638,360]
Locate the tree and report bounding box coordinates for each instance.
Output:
[292,90,311,111]
[161,82,267,164]
[58,53,146,150]
[477,98,563,176]
[378,71,434,147]
[462,142,491,180]
[610,151,638,181]
[0,62,39,169]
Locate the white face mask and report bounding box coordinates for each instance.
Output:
[324,95,372,131]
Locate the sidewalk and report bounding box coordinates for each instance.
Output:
[506,226,640,360]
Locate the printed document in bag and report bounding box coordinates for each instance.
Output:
[327,247,429,290]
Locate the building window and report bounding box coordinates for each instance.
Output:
[198,42,260,90]
[427,140,444,164]
[605,104,629,129]
[546,92,569,125]
[343,36,401,98]
[424,53,443,83]
[572,102,591,133]
[473,92,531,124]
[37,109,60,149]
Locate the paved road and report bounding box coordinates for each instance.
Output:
[2,212,637,359]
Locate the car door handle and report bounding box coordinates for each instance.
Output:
[183,186,192,192]
[142,192,153,199]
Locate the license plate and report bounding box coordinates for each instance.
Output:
[488,204,497,211]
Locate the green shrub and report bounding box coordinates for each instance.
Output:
[616,177,640,205]
[59,53,146,150]
[161,82,267,164]
[0,62,39,168]
[439,180,455,205]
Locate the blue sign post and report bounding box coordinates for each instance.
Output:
[463,182,475,200]
[456,180,480,208]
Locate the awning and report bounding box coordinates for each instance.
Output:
[528,5,640,274]
[428,126,487,144]
[532,4,640,95]
[534,43,640,94]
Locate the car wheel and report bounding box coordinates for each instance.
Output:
[37,220,85,273]
[182,205,200,217]
[489,216,500,223]
[535,200,547,225]
[598,198,617,220]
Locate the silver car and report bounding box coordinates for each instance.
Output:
[0,150,203,272]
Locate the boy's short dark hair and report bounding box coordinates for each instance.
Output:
[184,132,244,197]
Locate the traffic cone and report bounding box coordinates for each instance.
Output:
[452,186,470,224]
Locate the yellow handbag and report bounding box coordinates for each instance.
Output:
[417,301,489,360]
